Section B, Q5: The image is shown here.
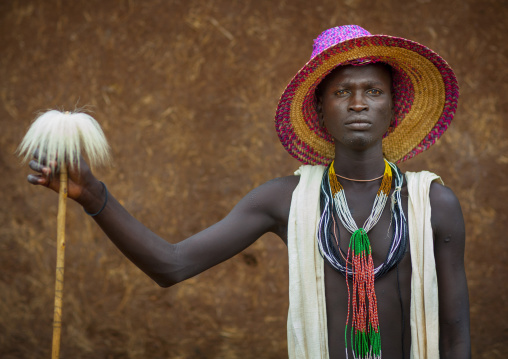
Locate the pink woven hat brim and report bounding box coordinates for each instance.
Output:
[275,27,459,165]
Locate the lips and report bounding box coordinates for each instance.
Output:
[345,118,372,130]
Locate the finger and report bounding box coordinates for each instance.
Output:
[33,149,59,169]
[29,159,54,178]
[33,148,47,163]
[28,158,56,185]
[29,159,47,173]
[27,173,50,186]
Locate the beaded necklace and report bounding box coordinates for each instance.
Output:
[317,159,408,359]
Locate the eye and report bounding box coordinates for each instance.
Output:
[335,89,350,96]
[367,89,383,95]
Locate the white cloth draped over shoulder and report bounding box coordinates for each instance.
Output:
[287,165,329,359]
[406,171,442,359]
[287,165,442,359]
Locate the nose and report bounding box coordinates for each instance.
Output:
[348,92,368,112]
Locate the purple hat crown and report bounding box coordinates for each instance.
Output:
[311,25,372,58]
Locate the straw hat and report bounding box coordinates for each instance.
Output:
[274,25,458,165]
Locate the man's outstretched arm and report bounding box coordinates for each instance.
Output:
[27,155,298,287]
[430,182,471,358]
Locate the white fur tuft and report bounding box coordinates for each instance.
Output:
[17,110,111,170]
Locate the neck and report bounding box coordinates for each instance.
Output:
[332,144,386,181]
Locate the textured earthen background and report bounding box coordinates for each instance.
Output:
[1,0,506,358]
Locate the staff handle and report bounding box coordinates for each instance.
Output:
[51,166,68,359]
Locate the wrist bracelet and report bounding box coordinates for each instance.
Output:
[84,181,108,217]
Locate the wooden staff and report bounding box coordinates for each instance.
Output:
[17,110,110,358]
[52,166,67,359]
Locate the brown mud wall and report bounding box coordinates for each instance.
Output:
[1,0,506,358]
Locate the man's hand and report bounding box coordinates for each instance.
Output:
[26,151,105,213]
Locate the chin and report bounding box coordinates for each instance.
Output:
[342,135,374,150]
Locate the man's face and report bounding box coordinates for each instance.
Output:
[317,63,393,152]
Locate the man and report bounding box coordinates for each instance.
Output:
[26,25,470,358]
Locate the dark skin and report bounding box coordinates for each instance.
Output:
[27,64,470,358]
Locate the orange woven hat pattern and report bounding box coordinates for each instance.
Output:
[274,25,459,165]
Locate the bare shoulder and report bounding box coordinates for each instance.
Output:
[428,181,466,272]
[234,174,299,242]
[429,181,464,239]
[247,174,300,218]
[256,174,300,196]
[429,180,461,209]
